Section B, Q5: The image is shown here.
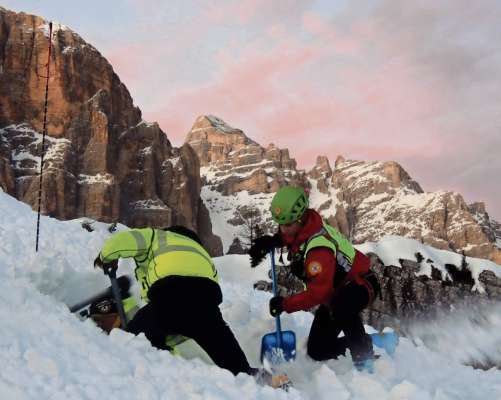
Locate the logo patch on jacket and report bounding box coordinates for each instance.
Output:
[306,261,322,277]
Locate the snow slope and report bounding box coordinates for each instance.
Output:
[1,189,501,399]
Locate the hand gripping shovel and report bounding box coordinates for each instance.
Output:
[103,263,128,330]
[260,249,296,364]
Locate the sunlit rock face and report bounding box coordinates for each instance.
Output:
[0,8,222,255]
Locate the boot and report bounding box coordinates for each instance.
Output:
[248,368,292,390]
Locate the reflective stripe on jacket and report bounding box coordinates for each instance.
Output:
[301,223,356,274]
[100,228,218,301]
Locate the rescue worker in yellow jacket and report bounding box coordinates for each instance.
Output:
[93,225,252,377]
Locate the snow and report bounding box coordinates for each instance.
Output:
[201,160,272,184]
[62,46,76,54]
[78,173,114,185]
[395,191,445,210]
[131,199,170,210]
[201,186,275,252]
[37,22,69,39]
[11,149,40,170]
[139,146,153,156]
[190,115,240,134]
[118,120,156,140]
[351,188,477,244]
[335,161,388,190]
[1,188,501,399]
[307,178,340,219]
[163,157,181,170]
[86,89,104,103]
[1,123,72,173]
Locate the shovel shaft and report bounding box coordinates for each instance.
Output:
[105,265,128,330]
[260,250,296,363]
[269,250,283,347]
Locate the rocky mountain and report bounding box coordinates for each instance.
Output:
[185,115,501,266]
[0,7,221,254]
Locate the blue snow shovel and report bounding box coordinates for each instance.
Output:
[370,331,399,356]
[260,249,296,364]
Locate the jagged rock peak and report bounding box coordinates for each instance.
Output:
[188,115,256,143]
[468,202,500,244]
[382,161,423,193]
[335,155,346,168]
[315,156,332,173]
[192,115,241,134]
[185,115,282,169]
[186,116,303,201]
[185,115,260,165]
[308,156,332,180]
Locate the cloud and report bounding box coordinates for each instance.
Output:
[113,1,501,220]
[8,1,500,218]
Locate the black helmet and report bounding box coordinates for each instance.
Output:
[164,225,203,246]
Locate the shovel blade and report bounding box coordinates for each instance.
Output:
[260,330,296,364]
[370,331,399,356]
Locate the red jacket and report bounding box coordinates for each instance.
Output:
[281,209,370,313]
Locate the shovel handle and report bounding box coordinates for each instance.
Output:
[104,264,128,330]
[269,250,283,347]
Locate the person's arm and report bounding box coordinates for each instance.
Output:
[100,228,153,263]
[282,247,336,313]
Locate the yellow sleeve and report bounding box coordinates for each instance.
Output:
[100,228,153,263]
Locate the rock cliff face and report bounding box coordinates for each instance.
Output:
[328,159,501,264]
[186,115,500,264]
[0,8,221,254]
[363,256,501,332]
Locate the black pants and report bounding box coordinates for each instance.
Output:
[307,273,380,363]
[127,276,251,376]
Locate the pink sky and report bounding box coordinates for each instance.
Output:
[5,0,500,220]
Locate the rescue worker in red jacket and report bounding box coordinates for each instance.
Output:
[249,186,380,371]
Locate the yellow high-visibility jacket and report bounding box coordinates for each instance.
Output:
[100,228,218,301]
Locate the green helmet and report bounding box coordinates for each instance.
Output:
[270,186,309,224]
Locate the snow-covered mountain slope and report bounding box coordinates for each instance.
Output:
[1,188,501,399]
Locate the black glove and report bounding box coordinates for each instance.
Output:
[93,255,118,271]
[269,296,284,317]
[248,234,282,268]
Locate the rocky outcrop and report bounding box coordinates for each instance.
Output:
[469,201,501,251]
[362,255,501,332]
[0,8,222,254]
[186,115,305,198]
[325,159,501,265]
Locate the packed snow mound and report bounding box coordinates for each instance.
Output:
[1,189,501,399]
